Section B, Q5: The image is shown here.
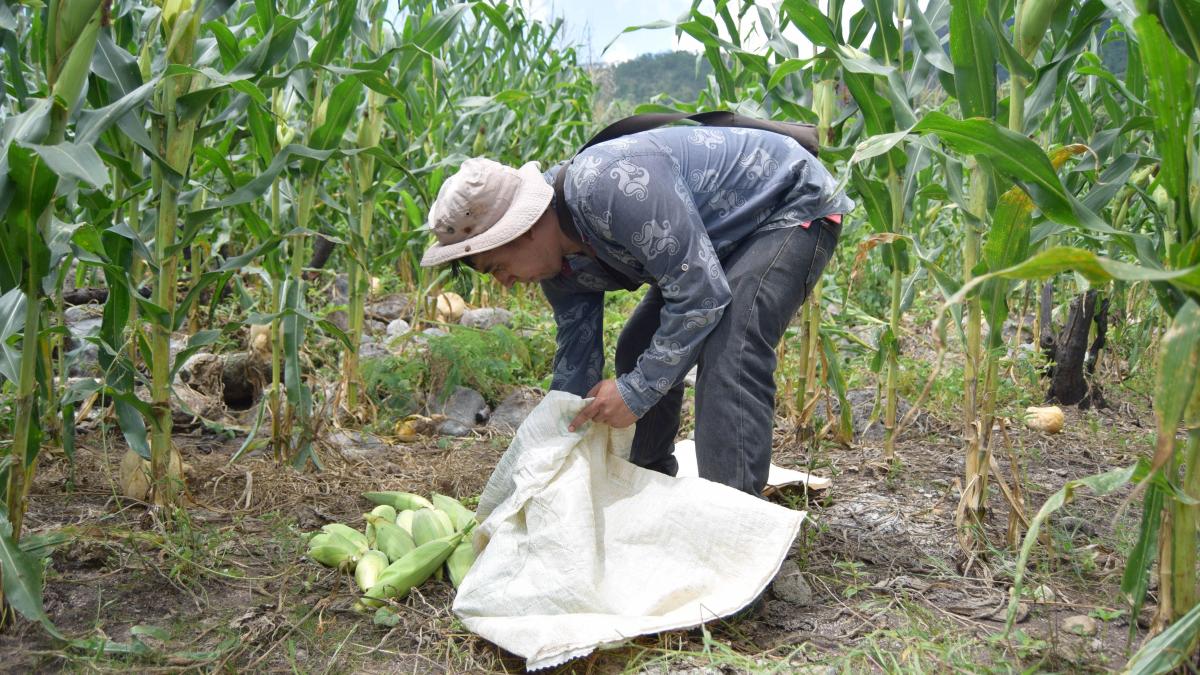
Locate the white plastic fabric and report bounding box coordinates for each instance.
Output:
[452,391,805,670]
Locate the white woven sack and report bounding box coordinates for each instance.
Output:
[452,391,805,670]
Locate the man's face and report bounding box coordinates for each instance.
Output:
[467,232,560,288]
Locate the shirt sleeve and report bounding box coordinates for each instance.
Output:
[540,278,605,397]
[580,152,732,417]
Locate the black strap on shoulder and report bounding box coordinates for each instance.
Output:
[553,110,820,291]
[582,110,819,157]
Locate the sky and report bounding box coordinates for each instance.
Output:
[520,0,701,64]
[520,0,866,65]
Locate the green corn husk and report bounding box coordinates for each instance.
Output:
[431,509,455,536]
[367,515,416,562]
[369,504,398,522]
[355,550,389,592]
[308,531,361,570]
[321,523,369,554]
[431,494,476,532]
[411,508,447,546]
[308,545,358,569]
[363,491,434,512]
[362,532,464,607]
[396,509,415,536]
[446,538,477,588]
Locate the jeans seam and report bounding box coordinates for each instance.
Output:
[733,225,800,491]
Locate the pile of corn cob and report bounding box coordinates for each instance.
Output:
[305,491,478,609]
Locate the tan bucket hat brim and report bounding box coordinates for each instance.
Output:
[419,161,553,267]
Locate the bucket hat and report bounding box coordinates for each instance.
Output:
[419,158,552,267]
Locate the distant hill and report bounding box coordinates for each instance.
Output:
[589,50,711,121]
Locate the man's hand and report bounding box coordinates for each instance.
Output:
[569,379,637,432]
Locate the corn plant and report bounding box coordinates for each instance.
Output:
[654,0,1198,651]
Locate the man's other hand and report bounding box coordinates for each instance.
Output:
[568,379,637,431]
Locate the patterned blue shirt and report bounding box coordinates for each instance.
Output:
[540,126,853,417]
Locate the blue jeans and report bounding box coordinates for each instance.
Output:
[615,218,841,495]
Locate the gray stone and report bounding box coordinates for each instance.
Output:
[327,310,349,332]
[488,388,543,433]
[437,419,474,437]
[365,319,388,335]
[359,341,388,360]
[1062,614,1097,636]
[460,307,514,330]
[386,319,412,339]
[68,317,103,339]
[683,365,698,387]
[66,315,103,376]
[769,560,813,607]
[332,274,350,305]
[366,294,412,321]
[327,429,391,459]
[65,305,101,324]
[432,386,489,426]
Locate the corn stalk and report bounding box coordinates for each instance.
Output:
[146,0,202,509]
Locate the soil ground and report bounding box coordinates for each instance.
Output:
[0,376,1167,674]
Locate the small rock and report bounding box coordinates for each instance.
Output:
[431,386,489,426]
[437,419,474,437]
[64,305,101,324]
[460,307,514,330]
[386,319,412,339]
[683,365,698,387]
[422,327,448,338]
[365,319,388,335]
[327,309,349,332]
[1031,584,1056,602]
[327,429,391,459]
[359,341,388,360]
[1062,614,1097,636]
[366,294,412,321]
[488,388,543,433]
[769,560,813,607]
[67,316,103,339]
[332,274,350,305]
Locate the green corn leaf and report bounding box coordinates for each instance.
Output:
[308,77,365,152]
[950,246,1200,305]
[91,31,142,98]
[780,0,841,48]
[311,0,359,66]
[1006,461,1148,632]
[863,0,901,60]
[948,0,997,119]
[168,329,222,381]
[1153,0,1200,62]
[1133,14,1195,209]
[1121,481,1163,641]
[0,513,64,639]
[1124,599,1200,674]
[22,141,110,189]
[0,287,25,382]
[910,0,955,74]
[912,112,1115,234]
[1148,301,1200,476]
